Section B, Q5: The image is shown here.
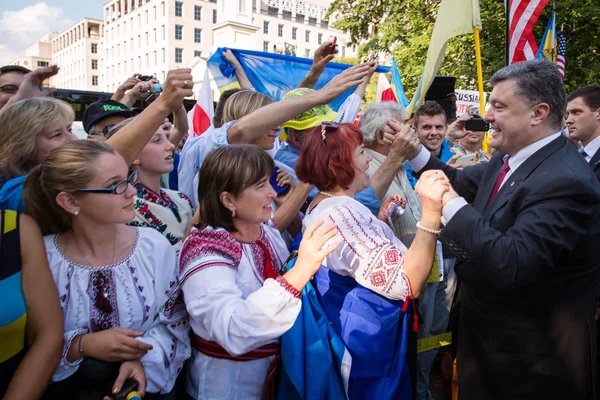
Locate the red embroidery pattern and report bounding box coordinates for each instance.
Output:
[276,276,301,298]
[179,228,242,278]
[88,269,119,331]
[358,243,408,300]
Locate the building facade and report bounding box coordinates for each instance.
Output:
[51,18,104,90]
[99,0,356,92]
[10,33,56,71]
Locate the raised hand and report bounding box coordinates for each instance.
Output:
[446,114,473,142]
[319,63,372,103]
[6,65,59,107]
[415,170,451,214]
[82,328,153,362]
[311,40,338,75]
[384,118,421,162]
[377,194,407,222]
[157,68,193,112]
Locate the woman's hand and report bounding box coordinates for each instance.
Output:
[276,168,292,188]
[296,220,340,276]
[377,194,406,222]
[83,328,153,362]
[415,170,451,215]
[103,360,147,400]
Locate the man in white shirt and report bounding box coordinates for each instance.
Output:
[566,85,600,181]
[394,59,600,399]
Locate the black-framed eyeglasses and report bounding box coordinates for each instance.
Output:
[89,124,117,138]
[321,122,339,144]
[0,85,19,94]
[77,170,138,195]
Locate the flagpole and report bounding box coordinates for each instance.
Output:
[505,0,509,66]
[473,28,490,153]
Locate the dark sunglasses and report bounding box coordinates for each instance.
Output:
[321,122,339,144]
[76,170,138,195]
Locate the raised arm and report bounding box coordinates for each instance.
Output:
[223,50,254,90]
[111,73,142,104]
[106,69,193,165]
[297,40,338,89]
[169,105,189,146]
[3,214,63,400]
[228,63,371,145]
[0,66,58,113]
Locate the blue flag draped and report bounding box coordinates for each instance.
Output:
[208,48,390,111]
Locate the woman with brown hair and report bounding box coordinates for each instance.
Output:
[179,144,340,400]
[23,140,190,399]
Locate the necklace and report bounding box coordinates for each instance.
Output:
[319,191,336,198]
[74,226,118,267]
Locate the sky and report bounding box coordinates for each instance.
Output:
[0,1,105,65]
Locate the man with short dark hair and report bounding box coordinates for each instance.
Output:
[0,65,31,109]
[566,85,600,181]
[400,58,600,399]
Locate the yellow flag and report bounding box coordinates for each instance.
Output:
[403,0,482,119]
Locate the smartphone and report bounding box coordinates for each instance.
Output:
[269,167,291,196]
[332,36,337,48]
[464,118,490,132]
[456,153,477,167]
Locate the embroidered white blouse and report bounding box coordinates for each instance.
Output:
[303,196,412,301]
[44,227,191,394]
[179,220,300,400]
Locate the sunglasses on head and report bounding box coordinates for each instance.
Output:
[321,122,339,144]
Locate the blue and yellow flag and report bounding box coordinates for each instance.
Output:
[536,12,557,62]
[390,58,410,108]
[207,48,390,111]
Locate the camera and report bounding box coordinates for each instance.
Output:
[138,75,153,81]
[464,118,490,132]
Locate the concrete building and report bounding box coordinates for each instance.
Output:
[51,18,104,90]
[10,33,56,71]
[100,0,356,92]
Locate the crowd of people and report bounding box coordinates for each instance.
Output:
[1,39,600,400]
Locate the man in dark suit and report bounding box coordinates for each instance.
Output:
[400,59,600,399]
[566,85,600,182]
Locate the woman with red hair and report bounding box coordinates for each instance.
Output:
[295,122,450,399]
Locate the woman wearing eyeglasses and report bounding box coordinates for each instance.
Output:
[0,97,77,212]
[23,140,190,400]
[295,122,450,399]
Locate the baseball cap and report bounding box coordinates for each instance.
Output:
[280,88,339,131]
[82,100,135,133]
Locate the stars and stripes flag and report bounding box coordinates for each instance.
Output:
[508,0,549,64]
[556,32,566,80]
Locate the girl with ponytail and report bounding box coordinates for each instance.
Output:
[23,140,190,399]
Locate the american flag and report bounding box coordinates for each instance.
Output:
[556,32,566,80]
[508,0,549,64]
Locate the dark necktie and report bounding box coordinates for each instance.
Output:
[579,148,589,159]
[487,157,511,206]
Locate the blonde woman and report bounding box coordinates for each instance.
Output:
[0,97,76,212]
[23,140,190,399]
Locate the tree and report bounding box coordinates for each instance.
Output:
[328,0,600,95]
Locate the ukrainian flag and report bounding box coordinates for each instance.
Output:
[536,12,557,63]
[390,58,410,108]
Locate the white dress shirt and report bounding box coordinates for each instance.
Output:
[407,132,562,223]
[582,135,600,163]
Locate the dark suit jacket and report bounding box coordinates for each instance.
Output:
[589,148,600,182]
[418,135,600,400]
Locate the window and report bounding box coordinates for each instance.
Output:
[153,5,156,20]
[161,2,165,16]
[145,53,148,67]
[304,49,310,57]
[130,38,134,51]
[268,6,278,16]
[282,10,291,20]
[153,28,157,43]
[318,33,323,45]
[263,21,269,34]
[37,61,49,67]
[145,10,148,24]
[194,28,201,43]
[161,48,165,63]
[175,2,183,17]
[278,24,283,37]
[175,48,183,63]
[292,27,297,40]
[161,25,165,40]
[263,41,269,52]
[194,5,201,20]
[212,10,217,23]
[321,20,329,28]
[238,0,246,13]
[92,76,98,86]
[145,32,148,46]
[175,25,183,40]
[194,50,202,58]
[209,0,216,3]
[137,14,141,28]
[296,14,304,23]
[92,59,98,69]
[308,17,317,26]
[153,51,157,65]
[91,43,98,53]
[305,30,310,42]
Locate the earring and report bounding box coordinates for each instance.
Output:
[232,209,236,218]
[74,210,79,216]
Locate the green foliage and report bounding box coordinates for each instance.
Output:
[328,0,600,96]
